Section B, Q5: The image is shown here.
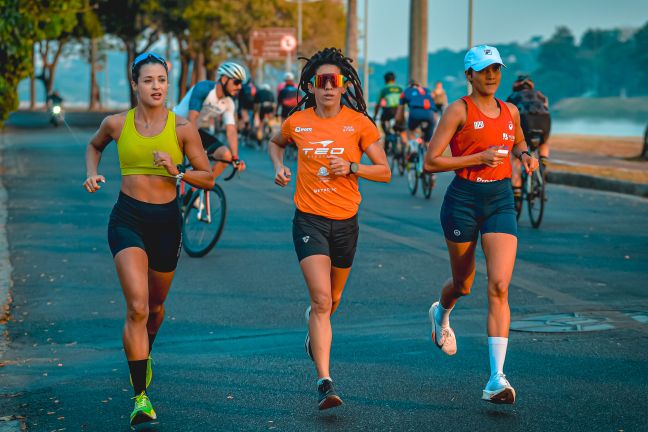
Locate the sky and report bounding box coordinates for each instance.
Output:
[362,0,648,63]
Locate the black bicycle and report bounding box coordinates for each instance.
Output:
[515,128,546,228]
[405,122,435,199]
[178,141,238,257]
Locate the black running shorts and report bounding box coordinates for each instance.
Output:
[108,192,182,272]
[292,209,359,268]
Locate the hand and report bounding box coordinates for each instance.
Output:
[233,157,246,173]
[521,153,539,173]
[274,165,292,187]
[83,175,106,193]
[480,146,508,168]
[152,151,177,175]
[328,156,351,176]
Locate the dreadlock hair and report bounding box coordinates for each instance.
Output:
[290,47,373,123]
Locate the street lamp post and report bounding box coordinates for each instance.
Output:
[467,0,473,94]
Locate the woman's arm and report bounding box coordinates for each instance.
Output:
[423,100,506,173]
[269,132,292,187]
[83,115,116,193]
[175,119,215,190]
[328,141,391,183]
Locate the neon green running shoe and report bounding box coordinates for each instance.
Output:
[130,391,157,426]
[129,356,153,389]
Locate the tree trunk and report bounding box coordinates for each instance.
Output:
[196,51,206,82]
[89,38,100,110]
[408,0,428,86]
[642,124,648,160]
[345,0,358,61]
[125,40,137,107]
[30,46,36,109]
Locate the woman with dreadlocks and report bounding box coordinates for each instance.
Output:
[269,47,391,410]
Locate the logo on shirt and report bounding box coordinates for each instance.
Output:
[303,140,345,156]
[343,125,355,132]
[295,126,313,132]
[508,121,513,130]
[502,133,515,141]
[474,121,484,129]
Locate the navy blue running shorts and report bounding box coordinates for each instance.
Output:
[292,209,359,268]
[440,176,517,243]
[108,192,182,272]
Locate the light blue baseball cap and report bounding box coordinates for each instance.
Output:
[464,45,506,71]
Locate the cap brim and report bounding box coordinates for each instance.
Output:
[471,60,506,72]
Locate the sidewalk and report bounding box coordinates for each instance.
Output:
[544,134,648,198]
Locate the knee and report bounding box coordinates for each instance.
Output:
[127,302,149,323]
[488,279,509,300]
[451,278,472,297]
[311,293,333,315]
[149,303,164,316]
[218,147,232,161]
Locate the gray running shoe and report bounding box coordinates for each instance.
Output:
[318,379,343,410]
[482,373,516,404]
[429,302,457,355]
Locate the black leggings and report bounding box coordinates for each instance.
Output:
[108,192,182,272]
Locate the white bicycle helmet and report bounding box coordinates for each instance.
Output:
[217,62,247,82]
[284,72,295,81]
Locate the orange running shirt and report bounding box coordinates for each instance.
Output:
[450,96,515,182]
[281,106,381,220]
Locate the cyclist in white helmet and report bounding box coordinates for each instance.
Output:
[174,61,247,178]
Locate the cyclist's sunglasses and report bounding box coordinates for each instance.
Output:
[229,78,243,86]
[131,52,167,72]
[311,73,347,89]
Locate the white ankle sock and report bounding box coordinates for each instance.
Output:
[317,377,332,386]
[434,301,453,328]
[488,337,508,377]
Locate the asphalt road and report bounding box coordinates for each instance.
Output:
[0,126,647,431]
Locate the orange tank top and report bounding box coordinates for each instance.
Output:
[450,96,515,182]
[281,107,381,220]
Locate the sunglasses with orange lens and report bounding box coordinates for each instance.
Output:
[312,73,347,89]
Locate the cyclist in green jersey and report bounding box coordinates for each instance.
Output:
[373,72,403,137]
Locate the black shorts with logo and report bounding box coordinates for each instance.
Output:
[108,192,182,273]
[198,128,230,152]
[292,209,359,269]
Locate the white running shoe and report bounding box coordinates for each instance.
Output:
[429,302,457,355]
[482,373,516,404]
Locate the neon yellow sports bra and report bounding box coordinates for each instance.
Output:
[117,109,183,177]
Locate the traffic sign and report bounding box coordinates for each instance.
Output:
[250,28,297,60]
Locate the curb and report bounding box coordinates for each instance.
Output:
[548,170,648,198]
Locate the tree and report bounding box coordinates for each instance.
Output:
[0,0,82,127]
[96,0,162,106]
[632,21,648,93]
[534,26,585,102]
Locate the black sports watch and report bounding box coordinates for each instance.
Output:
[518,150,531,160]
[349,162,359,174]
[175,164,186,179]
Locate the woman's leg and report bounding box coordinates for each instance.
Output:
[146,269,174,351]
[439,239,478,308]
[300,255,333,379]
[480,232,518,404]
[480,233,517,337]
[115,247,150,361]
[330,266,352,315]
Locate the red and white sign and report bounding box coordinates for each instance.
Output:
[250,28,297,60]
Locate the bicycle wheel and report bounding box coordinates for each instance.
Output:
[182,185,227,257]
[527,165,546,228]
[407,158,418,196]
[421,172,434,199]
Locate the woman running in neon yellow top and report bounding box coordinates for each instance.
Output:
[83,52,213,427]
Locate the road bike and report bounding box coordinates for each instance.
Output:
[405,122,435,199]
[177,140,238,257]
[515,128,546,228]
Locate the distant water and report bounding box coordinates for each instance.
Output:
[552,118,645,137]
